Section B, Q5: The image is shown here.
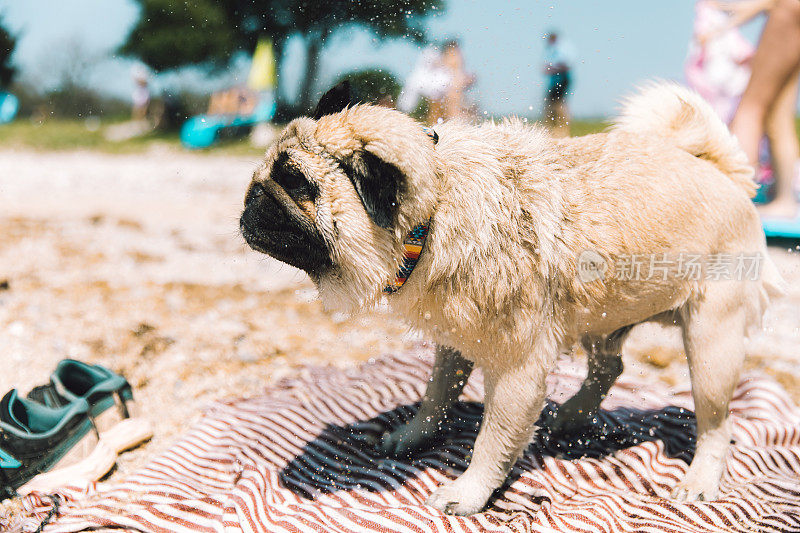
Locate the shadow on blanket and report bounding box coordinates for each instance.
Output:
[279,399,696,502]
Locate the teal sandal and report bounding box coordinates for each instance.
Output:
[28,359,135,431]
[0,390,94,499]
[1,360,152,499]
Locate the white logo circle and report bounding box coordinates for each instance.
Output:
[577,250,607,282]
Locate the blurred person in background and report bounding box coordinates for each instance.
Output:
[397,40,475,125]
[207,86,257,116]
[542,30,576,137]
[131,65,150,122]
[727,0,800,218]
[397,45,450,121]
[685,0,755,123]
[439,39,476,122]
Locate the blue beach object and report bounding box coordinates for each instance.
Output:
[752,181,772,204]
[0,92,19,124]
[180,96,276,149]
[761,216,800,239]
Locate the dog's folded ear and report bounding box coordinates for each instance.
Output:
[313,81,358,120]
[345,151,405,229]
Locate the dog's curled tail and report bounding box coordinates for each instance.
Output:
[612,81,756,198]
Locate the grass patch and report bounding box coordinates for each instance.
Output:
[570,119,611,137]
[0,117,611,156]
[0,118,267,157]
[0,119,182,153]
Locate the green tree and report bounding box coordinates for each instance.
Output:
[337,68,400,105]
[0,13,17,89]
[120,0,443,114]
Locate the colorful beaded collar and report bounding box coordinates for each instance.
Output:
[383,126,437,294]
[383,221,430,294]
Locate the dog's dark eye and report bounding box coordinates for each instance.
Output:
[273,169,316,202]
[275,170,309,196]
[272,154,317,201]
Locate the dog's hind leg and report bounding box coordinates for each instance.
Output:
[380,345,473,456]
[427,351,552,515]
[672,281,745,501]
[546,325,632,434]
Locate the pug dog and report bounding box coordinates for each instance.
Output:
[240,80,784,515]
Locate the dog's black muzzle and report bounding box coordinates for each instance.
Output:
[240,181,332,276]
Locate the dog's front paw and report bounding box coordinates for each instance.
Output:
[671,454,725,502]
[671,476,720,502]
[426,478,492,516]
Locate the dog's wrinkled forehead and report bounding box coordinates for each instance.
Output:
[263,112,374,186]
[277,117,317,150]
[257,118,329,182]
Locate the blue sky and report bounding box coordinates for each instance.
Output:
[0,0,767,117]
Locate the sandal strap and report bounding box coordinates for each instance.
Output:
[27,383,68,409]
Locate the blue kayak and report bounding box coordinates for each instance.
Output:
[180,97,276,149]
[753,182,800,238]
[0,92,19,124]
[762,216,800,239]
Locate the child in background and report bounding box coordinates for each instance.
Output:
[685,0,755,123]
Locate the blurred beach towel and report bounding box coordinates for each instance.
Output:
[14,346,800,532]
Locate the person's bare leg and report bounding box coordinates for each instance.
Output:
[556,99,571,137]
[543,98,557,132]
[444,85,465,120]
[427,99,445,126]
[761,66,800,217]
[546,98,570,138]
[729,0,800,172]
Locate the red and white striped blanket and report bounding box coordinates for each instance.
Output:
[16,346,800,532]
